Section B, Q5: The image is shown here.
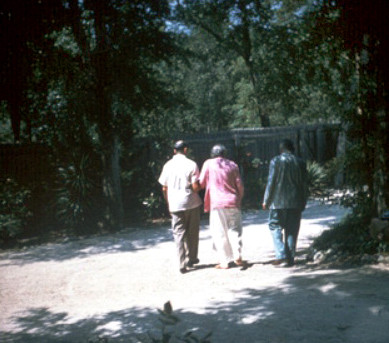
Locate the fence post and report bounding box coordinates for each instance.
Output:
[296,128,301,157]
[334,127,346,187]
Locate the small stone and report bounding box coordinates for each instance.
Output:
[326,248,333,255]
[377,255,385,263]
[314,251,325,263]
[361,254,375,264]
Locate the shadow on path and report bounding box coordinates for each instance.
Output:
[0,227,173,266]
[0,202,347,267]
[1,266,388,343]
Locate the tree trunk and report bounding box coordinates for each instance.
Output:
[238,0,270,127]
[101,132,124,229]
[373,133,387,216]
[372,88,388,216]
[92,2,124,230]
[355,43,388,216]
[9,101,21,143]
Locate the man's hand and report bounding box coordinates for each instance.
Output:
[162,186,169,204]
[191,180,201,193]
[262,203,268,210]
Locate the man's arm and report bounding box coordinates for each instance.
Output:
[235,167,244,203]
[191,163,202,193]
[262,159,277,210]
[199,161,208,189]
[162,186,168,206]
[300,160,309,210]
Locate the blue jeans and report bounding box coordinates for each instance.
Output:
[269,209,301,262]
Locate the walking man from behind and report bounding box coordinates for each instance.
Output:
[158,140,202,274]
[200,144,245,269]
[262,139,308,267]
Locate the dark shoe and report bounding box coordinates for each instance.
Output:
[187,258,200,267]
[279,260,295,268]
[271,259,287,266]
[180,267,188,274]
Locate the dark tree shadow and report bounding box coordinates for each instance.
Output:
[1,266,388,343]
[0,226,176,266]
[0,201,345,266]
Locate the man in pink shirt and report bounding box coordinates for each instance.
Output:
[199,144,245,269]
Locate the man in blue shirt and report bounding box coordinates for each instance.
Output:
[262,139,308,267]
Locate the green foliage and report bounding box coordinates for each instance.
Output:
[141,192,167,221]
[313,195,379,256]
[146,303,212,343]
[144,302,212,343]
[172,0,349,129]
[0,102,13,144]
[341,138,377,193]
[1,0,387,239]
[0,178,32,242]
[120,137,172,223]
[88,302,212,343]
[306,161,328,199]
[56,154,101,233]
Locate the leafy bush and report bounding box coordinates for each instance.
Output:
[0,178,32,242]
[56,154,101,233]
[121,138,171,222]
[142,191,168,220]
[313,195,383,256]
[306,161,328,199]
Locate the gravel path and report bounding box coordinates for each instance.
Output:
[1,202,389,343]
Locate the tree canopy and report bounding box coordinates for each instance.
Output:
[0,0,388,237]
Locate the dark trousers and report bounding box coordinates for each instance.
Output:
[171,206,201,269]
[269,209,301,262]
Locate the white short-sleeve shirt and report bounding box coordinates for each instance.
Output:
[158,154,202,212]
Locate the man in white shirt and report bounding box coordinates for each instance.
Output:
[158,140,202,273]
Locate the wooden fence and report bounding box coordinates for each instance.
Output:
[0,144,51,185]
[180,123,341,165]
[175,124,343,205]
[1,123,343,202]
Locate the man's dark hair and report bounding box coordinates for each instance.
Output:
[280,139,294,153]
[174,140,187,152]
[211,144,227,158]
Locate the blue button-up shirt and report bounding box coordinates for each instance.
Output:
[263,152,308,210]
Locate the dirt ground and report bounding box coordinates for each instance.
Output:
[1,201,389,343]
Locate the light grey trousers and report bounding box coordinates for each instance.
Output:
[210,208,242,267]
[171,206,201,269]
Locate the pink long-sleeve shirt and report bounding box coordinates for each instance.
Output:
[199,157,244,212]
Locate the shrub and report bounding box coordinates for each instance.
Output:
[121,138,171,222]
[55,154,101,233]
[142,191,168,220]
[313,195,384,257]
[0,178,32,242]
[306,160,328,199]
